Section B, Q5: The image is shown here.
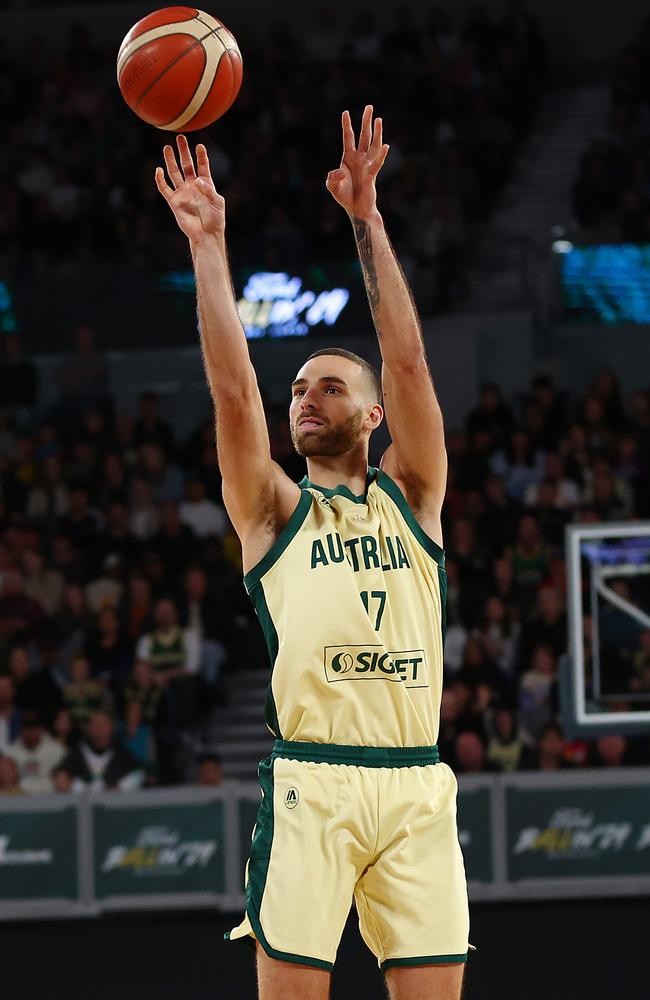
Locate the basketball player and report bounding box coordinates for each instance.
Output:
[156,105,469,1000]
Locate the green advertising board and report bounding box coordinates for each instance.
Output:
[457,786,493,883]
[507,784,650,881]
[0,807,78,900]
[93,800,225,899]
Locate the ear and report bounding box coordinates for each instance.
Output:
[367,403,384,431]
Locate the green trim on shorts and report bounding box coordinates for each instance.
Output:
[382,953,468,971]
[272,740,440,767]
[237,755,333,973]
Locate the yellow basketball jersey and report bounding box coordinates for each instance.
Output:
[244,468,446,747]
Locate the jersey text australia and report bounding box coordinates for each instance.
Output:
[244,468,447,747]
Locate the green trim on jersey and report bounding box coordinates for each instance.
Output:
[249,585,282,738]
[376,470,445,566]
[243,756,333,972]
[382,954,468,971]
[244,489,313,594]
[299,466,378,505]
[438,564,448,648]
[272,740,440,768]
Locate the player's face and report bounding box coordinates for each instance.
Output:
[289,356,375,458]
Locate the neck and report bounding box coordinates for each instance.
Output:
[305,450,370,495]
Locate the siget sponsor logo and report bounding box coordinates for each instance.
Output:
[324,646,428,688]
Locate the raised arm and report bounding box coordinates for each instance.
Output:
[326,108,447,533]
[155,137,299,561]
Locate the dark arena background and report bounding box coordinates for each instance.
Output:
[1,2,650,999]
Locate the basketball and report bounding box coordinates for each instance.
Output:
[117,6,243,131]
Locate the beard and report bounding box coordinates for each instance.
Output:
[291,409,365,457]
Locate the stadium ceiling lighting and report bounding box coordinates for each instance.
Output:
[551,240,574,254]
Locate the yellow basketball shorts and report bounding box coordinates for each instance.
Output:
[227,740,469,971]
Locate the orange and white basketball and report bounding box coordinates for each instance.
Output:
[117,6,243,131]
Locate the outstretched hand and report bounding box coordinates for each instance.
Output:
[155,135,225,245]
[326,105,389,221]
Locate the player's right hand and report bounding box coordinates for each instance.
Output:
[155,134,226,244]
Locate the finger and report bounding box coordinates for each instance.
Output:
[370,116,383,156]
[163,144,183,189]
[358,104,373,153]
[154,166,174,202]
[195,143,214,183]
[342,110,356,153]
[195,176,222,206]
[369,144,390,179]
[325,172,342,194]
[176,134,196,179]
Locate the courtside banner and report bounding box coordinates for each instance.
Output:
[506,779,650,881]
[457,785,494,884]
[0,805,78,901]
[93,798,225,900]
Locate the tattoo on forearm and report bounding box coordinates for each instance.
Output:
[352,216,381,327]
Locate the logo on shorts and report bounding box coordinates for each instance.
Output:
[284,787,299,809]
[324,646,429,687]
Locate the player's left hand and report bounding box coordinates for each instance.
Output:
[326,105,389,221]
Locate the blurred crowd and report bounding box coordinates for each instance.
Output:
[1,326,650,796]
[572,16,650,240]
[0,2,547,312]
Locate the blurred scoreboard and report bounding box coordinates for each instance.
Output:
[560,243,650,323]
[161,262,369,340]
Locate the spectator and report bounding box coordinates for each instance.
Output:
[129,477,160,541]
[6,711,65,794]
[0,570,43,647]
[487,706,531,772]
[518,587,567,667]
[466,382,514,446]
[507,515,549,611]
[85,553,124,614]
[196,752,224,787]
[62,710,144,792]
[593,734,629,768]
[530,723,567,771]
[51,708,75,751]
[51,764,73,793]
[479,596,520,677]
[453,731,494,774]
[178,478,227,539]
[491,430,544,501]
[86,608,132,685]
[6,646,61,721]
[518,644,558,742]
[25,454,70,523]
[154,501,199,583]
[125,658,163,763]
[55,325,108,420]
[21,547,65,616]
[133,392,176,458]
[0,675,21,754]
[137,442,185,504]
[62,653,107,732]
[0,755,23,794]
[136,598,200,730]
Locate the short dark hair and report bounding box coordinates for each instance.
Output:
[306,347,382,404]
